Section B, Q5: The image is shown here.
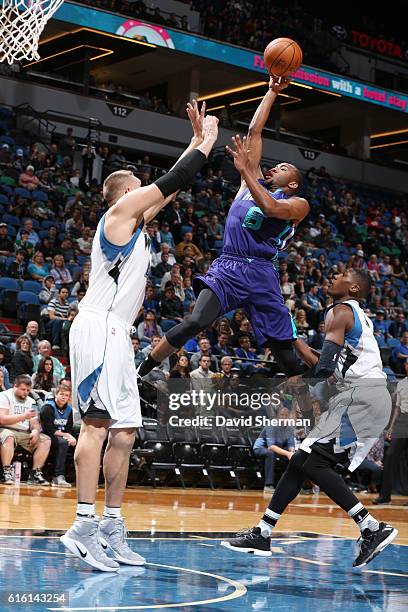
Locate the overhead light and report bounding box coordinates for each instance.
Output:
[24,45,113,67]
[291,82,313,90]
[371,128,408,139]
[314,88,342,97]
[40,27,156,49]
[230,95,264,107]
[198,82,267,101]
[206,104,226,112]
[370,139,408,149]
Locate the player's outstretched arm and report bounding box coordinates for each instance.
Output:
[227,134,309,223]
[245,76,290,178]
[108,116,218,233]
[144,99,206,224]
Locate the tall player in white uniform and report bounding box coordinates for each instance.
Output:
[61,106,219,571]
[222,269,398,568]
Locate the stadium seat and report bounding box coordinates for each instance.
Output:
[0,183,13,195]
[0,277,20,294]
[0,193,9,205]
[23,217,40,229]
[17,291,41,324]
[14,187,32,199]
[387,338,400,349]
[21,280,42,294]
[42,220,60,230]
[39,230,48,239]
[31,190,48,202]
[200,443,238,489]
[0,135,15,147]
[7,226,16,238]
[0,176,16,187]
[2,213,20,227]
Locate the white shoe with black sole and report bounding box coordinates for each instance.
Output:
[221,527,272,557]
[353,522,398,569]
[61,518,119,572]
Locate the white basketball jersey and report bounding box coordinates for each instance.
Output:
[80,215,151,324]
[333,299,386,382]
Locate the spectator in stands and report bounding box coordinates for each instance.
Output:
[107,147,126,172]
[9,335,33,383]
[0,370,7,392]
[389,312,408,338]
[235,335,262,375]
[212,332,235,359]
[131,337,145,368]
[81,142,96,184]
[232,318,256,348]
[169,354,190,379]
[0,347,11,390]
[143,284,160,314]
[71,270,89,297]
[39,275,58,315]
[31,356,59,394]
[152,242,176,267]
[356,435,384,493]
[254,407,295,492]
[27,251,49,281]
[19,165,40,190]
[17,218,40,246]
[47,287,70,349]
[7,249,29,280]
[163,198,182,241]
[175,231,203,260]
[391,331,408,374]
[23,321,40,356]
[190,354,214,390]
[0,223,14,263]
[373,310,388,346]
[152,251,172,278]
[40,385,76,488]
[190,337,218,372]
[76,227,93,256]
[301,285,323,328]
[379,255,393,276]
[160,283,185,325]
[14,230,35,261]
[50,254,73,289]
[159,221,175,249]
[207,214,224,251]
[309,321,325,350]
[137,310,163,343]
[294,309,310,340]
[391,257,406,279]
[33,340,65,381]
[367,254,381,280]
[0,374,50,485]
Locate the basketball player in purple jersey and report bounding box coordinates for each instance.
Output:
[139,77,310,378]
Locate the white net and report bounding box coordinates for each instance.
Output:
[0,0,64,64]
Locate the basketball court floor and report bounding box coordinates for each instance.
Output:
[0,486,407,611]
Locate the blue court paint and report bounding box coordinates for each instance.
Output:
[0,532,406,611]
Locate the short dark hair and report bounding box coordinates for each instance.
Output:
[14,374,32,387]
[288,163,303,191]
[350,269,372,298]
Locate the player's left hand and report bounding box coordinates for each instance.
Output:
[186,98,206,141]
[226,135,250,173]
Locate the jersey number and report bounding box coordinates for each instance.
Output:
[242,206,265,231]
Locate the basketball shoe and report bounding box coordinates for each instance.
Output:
[99,517,146,565]
[61,518,119,572]
[353,522,398,568]
[221,527,272,556]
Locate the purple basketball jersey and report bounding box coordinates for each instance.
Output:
[222,182,296,260]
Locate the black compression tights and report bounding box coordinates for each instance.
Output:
[268,447,359,516]
[166,288,222,348]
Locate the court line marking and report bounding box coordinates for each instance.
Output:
[363,570,408,578]
[0,544,247,611]
[285,556,331,566]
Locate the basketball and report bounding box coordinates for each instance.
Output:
[263,38,303,77]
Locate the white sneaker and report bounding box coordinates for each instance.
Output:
[61,518,119,572]
[99,517,146,565]
[3,466,14,485]
[52,475,72,488]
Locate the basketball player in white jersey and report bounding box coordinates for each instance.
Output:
[222,269,398,568]
[61,107,219,571]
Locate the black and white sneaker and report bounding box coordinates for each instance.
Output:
[27,469,50,486]
[221,527,271,557]
[353,522,398,568]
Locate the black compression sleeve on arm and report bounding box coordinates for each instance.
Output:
[303,339,342,379]
[155,149,207,198]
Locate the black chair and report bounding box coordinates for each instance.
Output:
[172,442,208,488]
[137,418,179,487]
[200,443,240,489]
[222,425,261,489]
[2,289,19,316]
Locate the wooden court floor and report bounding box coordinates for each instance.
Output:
[1,485,407,543]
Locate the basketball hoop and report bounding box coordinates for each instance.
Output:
[0,0,64,64]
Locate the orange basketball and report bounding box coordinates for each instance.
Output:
[263,38,303,77]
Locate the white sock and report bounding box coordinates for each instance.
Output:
[103,506,122,519]
[348,502,379,532]
[257,509,280,538]
[76,502,95,519]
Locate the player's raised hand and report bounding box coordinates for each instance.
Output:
[186,98,206,141]
[202,115,219,143]
[269,75,291,93]
[226,135,250,173]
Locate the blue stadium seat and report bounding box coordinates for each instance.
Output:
[77,255,90,265]
[31,190,48,202]
[181,225,193,235]
[0,278,20,293]
[0,194,9,205]
[0,204,4,214]
[14,187,31,199]
[23,217,40,229]
[0,184,13,196]
[59,233,66,242]
[42,220,60,230]
[22,280,42,295]
[17,290,40,304]
[39,230,48,239]
[2,213,20,227]
[7,226,16,238]
[0,135,15,147]
[387,338,400,349]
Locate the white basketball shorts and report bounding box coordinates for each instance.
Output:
[69,306,142,429]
